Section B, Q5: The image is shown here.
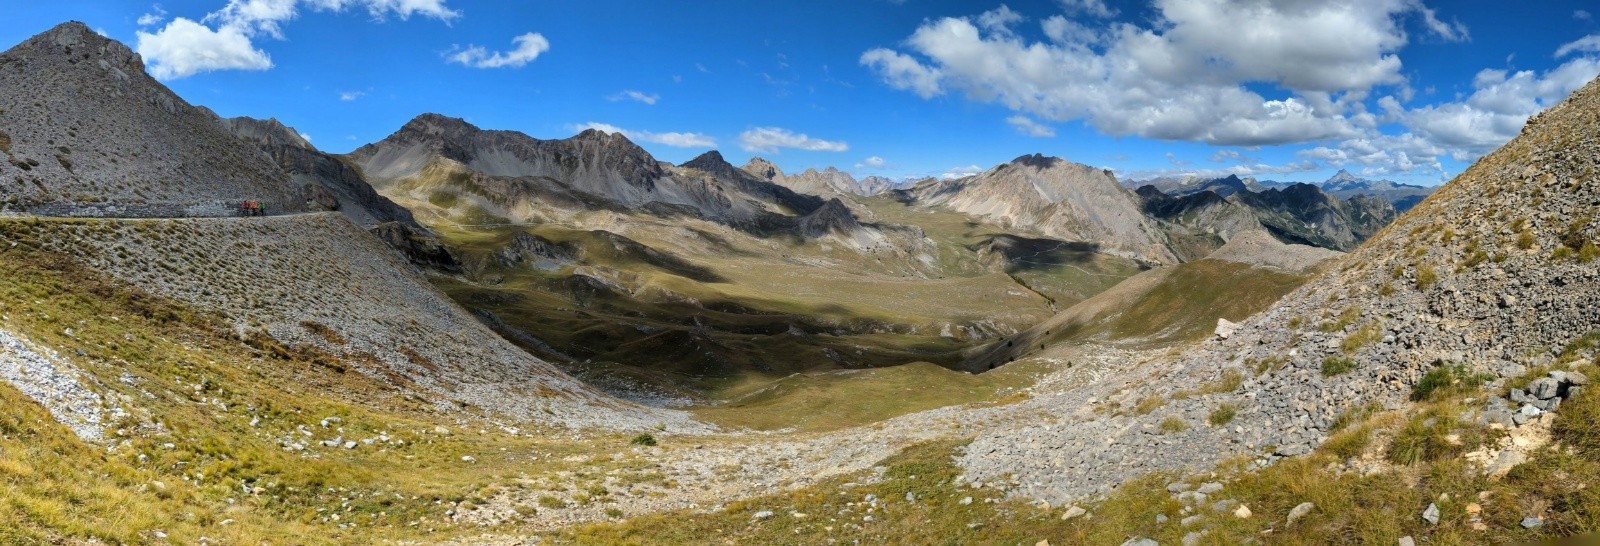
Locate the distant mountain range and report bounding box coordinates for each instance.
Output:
[1132,170,1434,212]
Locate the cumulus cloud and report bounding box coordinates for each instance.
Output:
[608,90,659,105]
[137,18,273,79]
[940,164,984,180]
[856,156,888,169]
[738,127,849,153]
[576,122,715,148]
[1557,35,1600,59]
[136,0,458,80]
[447,32,549,69]
[977,5,1023,35]
[1297,133,1445,174]
[859,0,1473,147]
[339,90,365,101]
[1006,115,1056,137]
[1403,58,1600,160]
[859,48,942,99]
[1123,160,1320,181]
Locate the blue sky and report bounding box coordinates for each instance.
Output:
[6,1,1600,186]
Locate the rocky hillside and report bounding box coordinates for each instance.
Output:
[1135,174,1272,197]
[348,115,830,232]
[0,23,307,216]
[0,213,697,431]
[958,73,1600,504]
[902,154,1177,264]
[1137,180,1397,254]
[757,163,893,199]
[221,116,419,228]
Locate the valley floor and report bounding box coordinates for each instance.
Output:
[1,214,1598,545]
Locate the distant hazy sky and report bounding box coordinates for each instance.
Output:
[7,1,1600,185]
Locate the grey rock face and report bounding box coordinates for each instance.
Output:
[901,154,1177,264]
[221,116,419,228]
[0,22,307,214]
[348,116,843,235]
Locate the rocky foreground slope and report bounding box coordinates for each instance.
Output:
[1,213,700,432]
[956,73,1600,503]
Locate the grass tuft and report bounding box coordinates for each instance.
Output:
[1321,356,1357,377]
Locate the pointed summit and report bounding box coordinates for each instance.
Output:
[0,21,308,213]
[741,157,785,183]
[680,150,746,181]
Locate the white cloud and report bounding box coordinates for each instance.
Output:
[576,122,715,148]
[138,4,167,26]
[1209,150,1256,164]
[940,164,984,180]
[1403,58,1600,159]
[860,0,1479,147]
[1123,160,1320,181]
[299,132,312,142]
[339,90,365,101]
[1413,3,1469,42]
[738,127,849,153]
[856,156,888,169]
[1576,10,1592,21]
[1005,115,1055,137]
[1557,34,1600,58]
[859,48,942,99]
[1297,133,1445,174]
[304,0,459,20]
[447,32,549,69]
[608,90,659,105]
[1058,0,1116,18]
[135,0,458,80]
[1165,152,1190,167]
[977,5,1023,35]
[136,18,273,79]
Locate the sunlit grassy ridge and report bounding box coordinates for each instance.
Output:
[0,223,681,544]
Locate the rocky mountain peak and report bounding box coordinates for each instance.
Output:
[682,150,760,185]
[0,21,302,213]
[1009,153,1063,170]
[1327,169,1360,184]
[740,157,784,182]
[221,116,313,151]
[16,22,141,71]
[798,197,862,238]
[397,113,480,140]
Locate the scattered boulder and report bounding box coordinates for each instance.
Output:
[1286,502,1314,526]
[1215,318,1240,340]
